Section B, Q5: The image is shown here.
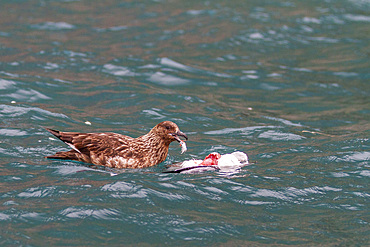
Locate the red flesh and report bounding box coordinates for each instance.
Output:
[200,152,221,166]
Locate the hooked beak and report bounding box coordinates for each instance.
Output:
[171,130,188,142]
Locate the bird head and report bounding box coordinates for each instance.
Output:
[153,121,188,144]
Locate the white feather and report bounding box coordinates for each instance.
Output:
[66,142,82,154]
[180,141,187,154]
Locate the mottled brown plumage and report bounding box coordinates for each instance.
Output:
[45,121,188,168]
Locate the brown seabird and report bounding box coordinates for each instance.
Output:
[45,121,188,168]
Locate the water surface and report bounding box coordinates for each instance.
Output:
[0,0,369,246]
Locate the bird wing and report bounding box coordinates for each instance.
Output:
[72,133,134,157]
[45,128,133,157]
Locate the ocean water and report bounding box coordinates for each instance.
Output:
[0,0,369,246]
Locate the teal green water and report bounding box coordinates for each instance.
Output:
[1,0,369,246]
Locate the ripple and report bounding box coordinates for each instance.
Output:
[53,165,93,175]
[158,57,232,79]
[0,213,11,221]
[358,170,370,177]
[102,181,147,199]
[3,200,19,206]
[308,36,339,43]
[204,126,275,135]
[324,151,370,163]
[94,25,127,32]
[60,207,120,220]
[4,176,22,181]
[249,32,264,39]
[249,186,342,202]
[252,188,292,200]
[238,200,272,205]
[142,108,166,119]
[348,0,370,8]
[203,186,228,195]
[342,152,370,162]
[0,211,46,222]
[6,89,51,102]
[263,116,304,127]
[186,9,217,16]
[31,21,75,30]
[258,130,305,141]
[333,72,359,77]
[148,72,190,86]
[43,62,60,70]
[159,57,194,72]
[331,172,350,178]
[240,70,259,80]
[0,128,27,136]
[62,50,88,57]
[144,188,191,201]
[0,104,67,118]
[352,192,370,198]
[102,64,136,76]
[302,17,321,24]
[101,181,136,192]
[110,189,147,199]
[0,78,16,89]
[340,204,361,211]
[19,212,46,221]
[17,186,56,198]
[344,14,370,22]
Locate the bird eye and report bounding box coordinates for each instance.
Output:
[165,125,170,130]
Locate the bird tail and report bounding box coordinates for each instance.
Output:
[44,127,74,143]
[44,127,60,137]
[44,127,81,161]
[46,150,79,160]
